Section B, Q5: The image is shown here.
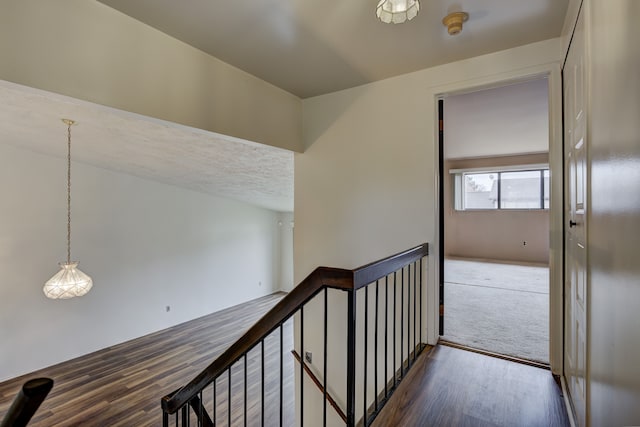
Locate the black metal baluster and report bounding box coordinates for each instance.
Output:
[175,410,178,427]
[244,354,248,427]
[420,257,423,349]
[393,272,397,388]
[384,275,389,399]
[400,266,404,377]
[407,264,411,369]
[163,411,168,427]
[363,286,368,426]
[374,279,379,412]
[413,261,418,362]
[182,406,188,427]
[213,379,217,426]
[300,307,304,427]
[323,288,328,427]
[199,391,203,427]
[228,369,231,427]
[261,340,265,427]
[279,324,283,427]
[346,290,357,427]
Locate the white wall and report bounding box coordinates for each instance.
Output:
[277,212,295,292]
[444,78,549,159]
[0,142,282,381]
[445,154,550,264]
[297,38,561,281]
[583,0,640,425]
[295,38,562,426]
[0,0,302,152]
[443,79,551,264]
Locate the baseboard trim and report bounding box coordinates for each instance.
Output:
[560,375,577,427]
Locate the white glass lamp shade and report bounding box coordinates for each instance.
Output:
[376,0,420,24]
[43,262,93,299]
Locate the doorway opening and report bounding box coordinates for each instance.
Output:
[439,78,551,364]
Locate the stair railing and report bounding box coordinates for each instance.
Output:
[161,243,429,426]
[0,377,53,427]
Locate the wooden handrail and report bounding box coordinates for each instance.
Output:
[353,244,429,289]
[161,243,428,414]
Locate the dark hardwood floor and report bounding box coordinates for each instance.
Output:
[0,292,294,427]
[372,344,570,427]
[2,292,570,427]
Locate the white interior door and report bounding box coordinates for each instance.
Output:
[564,6,588,426]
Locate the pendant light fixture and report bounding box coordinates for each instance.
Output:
[376,0,420,24]
[43,119,93,299]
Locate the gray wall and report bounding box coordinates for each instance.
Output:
[297,39,562,426]
[0,0,302,152]
[277,212,295,292]
[583,0,640,424]
[444,79,549,159]
[0,143,283,381]
[445,154,549,264]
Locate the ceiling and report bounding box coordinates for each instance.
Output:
[2,2,569,213]
[0,80,293,212]
[444,78,550,159]
[97,0,569,98]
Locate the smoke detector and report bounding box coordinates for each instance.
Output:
[442,11,469,35]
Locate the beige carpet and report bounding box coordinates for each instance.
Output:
[442,259,549,363]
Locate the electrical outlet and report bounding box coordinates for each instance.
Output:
[305,352,312,364]
[166,305,171,312]
[523,241,527,246]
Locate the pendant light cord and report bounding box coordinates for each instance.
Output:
[67,122,72,264]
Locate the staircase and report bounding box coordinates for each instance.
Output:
[161,243,429,427]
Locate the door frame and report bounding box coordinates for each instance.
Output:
[426,63,564,374]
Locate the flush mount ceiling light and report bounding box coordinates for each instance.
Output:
[376,0,420,24]
[43,119,93,299]
[442,11,469,35]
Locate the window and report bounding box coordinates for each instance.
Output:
[463,173,497,209]
[453,166,549,210]
[543,170,550,209]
